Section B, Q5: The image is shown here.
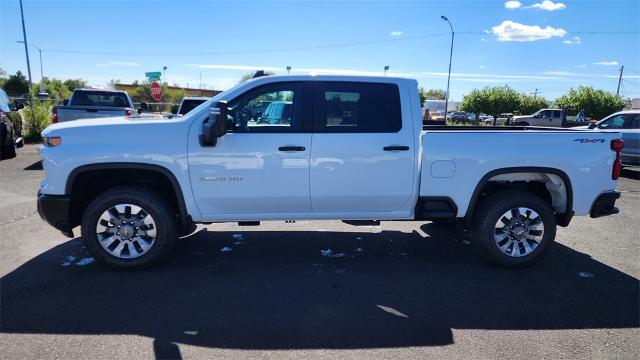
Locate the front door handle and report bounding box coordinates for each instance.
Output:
[279,146,306,152]
[383,145,410,151]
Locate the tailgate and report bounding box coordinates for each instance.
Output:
[57,106,129,122]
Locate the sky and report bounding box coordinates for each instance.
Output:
[1,0,639,101]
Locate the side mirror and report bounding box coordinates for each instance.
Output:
[588,122,597,129]
[63,99,69,106]
[200,101,228,147]
[171,104,179,114]
[15,137,24,148]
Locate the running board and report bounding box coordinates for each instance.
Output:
[341,220,380,226]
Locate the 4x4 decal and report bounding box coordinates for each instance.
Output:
[574,139,606,143]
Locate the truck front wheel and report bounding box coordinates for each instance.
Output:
[81,185,178,270]
[472,190,556,267]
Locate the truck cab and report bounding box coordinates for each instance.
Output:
[513,109,565,127]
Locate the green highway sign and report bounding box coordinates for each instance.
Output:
[145,71,161,80]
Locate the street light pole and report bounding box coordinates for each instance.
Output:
[384,65,389,76]
[441,15,454,119]
[163,66,167,85]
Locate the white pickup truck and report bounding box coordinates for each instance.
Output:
[37,75,624,270]
[52,89,135,123]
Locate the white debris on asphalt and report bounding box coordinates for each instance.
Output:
[376,305,410,318]
[579,271,595,278]
[76,257,95,266]
[461,239,472,245]
[61,256,76,267]
[183,330,199,336]
[232,233,245,245]
[320,249,346,258]
[220,246,233,253]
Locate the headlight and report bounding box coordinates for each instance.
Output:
[43,136,62,147]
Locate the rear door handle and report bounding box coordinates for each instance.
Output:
[383,145,410,151]
[279,146,306,152]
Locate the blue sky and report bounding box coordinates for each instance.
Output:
[1,0,639,100]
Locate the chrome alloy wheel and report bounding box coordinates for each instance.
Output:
[95,204,157,259]
[494,207,544,258]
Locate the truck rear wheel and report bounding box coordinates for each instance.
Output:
[472,190,556,267]
[81,185,178,270]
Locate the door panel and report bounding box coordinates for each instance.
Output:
[189,133,312,215]
[309,81,415,213]
[188,81,312,217]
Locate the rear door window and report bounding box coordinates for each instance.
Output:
[314,82,401,133]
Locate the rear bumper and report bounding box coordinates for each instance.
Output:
[37,192,74,237]
[590,191,621,218]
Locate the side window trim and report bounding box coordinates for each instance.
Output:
[226,81,306,133]
[312,81,402,133]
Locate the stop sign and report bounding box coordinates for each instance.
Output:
[150,81,162,101]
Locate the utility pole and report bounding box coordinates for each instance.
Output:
[531,88,539,100]
[18,0,33,91]
[441,16,454,119]
[616,65,624,96]
[18,0,36,126]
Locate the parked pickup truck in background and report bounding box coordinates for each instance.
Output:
[176,96,210,116]
[512,109,566,127]
[575,110,640,166]
[37,75,623,270]
[52,89,135,123]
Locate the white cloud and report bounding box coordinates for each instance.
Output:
[563,36,581,45]
[389,31,403,37]
[593,61,619,66]
[480,38,489,42]
[505,1,522,9]
[478,65,487,69]
[491,20,567,42]
[96,61,140,67]
[542,70,575,75]
[576,64,587,69]
[529,0,567,11]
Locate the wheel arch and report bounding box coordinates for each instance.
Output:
[66,163,192,233]
[463,167,574,227]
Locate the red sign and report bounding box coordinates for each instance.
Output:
[150,81,162,101]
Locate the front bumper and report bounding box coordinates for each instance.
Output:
[37,192,74,237]
[590,191,621,218]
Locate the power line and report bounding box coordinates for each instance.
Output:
[622,79,640,87]
[37,30,640,57]
[625,67,640,75]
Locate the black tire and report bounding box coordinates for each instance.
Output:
[472,190,556,268]
[1,142,16,160]
[81,185,178,270]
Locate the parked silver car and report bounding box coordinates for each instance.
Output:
[576,110,640,166]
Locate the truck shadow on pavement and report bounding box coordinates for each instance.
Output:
[1,224,638,358]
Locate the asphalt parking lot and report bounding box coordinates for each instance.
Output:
[1,144,639,359]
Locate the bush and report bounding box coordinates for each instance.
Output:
[22,100,51,141]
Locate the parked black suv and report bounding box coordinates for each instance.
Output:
[0,89,25,160]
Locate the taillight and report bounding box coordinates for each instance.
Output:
[125,109,132,116]
[611,139,624,180]
[52,107,58,124]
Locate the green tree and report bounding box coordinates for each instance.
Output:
[22,98,51,140]
[2,71,30,96]
[554,86,625,120]
[459,86,520,125]
[32,78,72,100]
[238,71,274,84]
[0,67,6,88]
[517,93,548,115]
[418,87,447,105]
[63,79,87,92]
